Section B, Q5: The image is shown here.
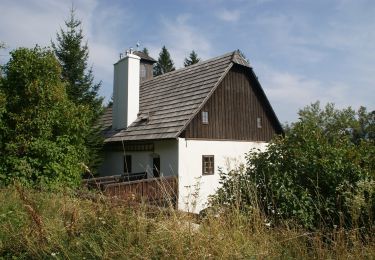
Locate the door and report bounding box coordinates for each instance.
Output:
[153,157,160,178]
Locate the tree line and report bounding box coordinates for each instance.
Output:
[142,46,201,76]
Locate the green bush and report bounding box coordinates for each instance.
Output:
[212,102,375,230]
[0,47,91,188]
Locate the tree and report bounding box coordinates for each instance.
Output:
[0,41,5,78]
[0,47,91,188]
[52,8,102,114]
[52,9,104,173]
[153,46,175,76]
[142,47,149,56]
[184,50,200,67]
[212,102,375,230]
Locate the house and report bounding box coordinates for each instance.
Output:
[97,49,283,213]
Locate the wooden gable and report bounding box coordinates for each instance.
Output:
[182,65,282,141]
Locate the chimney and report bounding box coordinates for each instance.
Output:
[112,49,141,130]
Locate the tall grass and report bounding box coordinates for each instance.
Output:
[0,186,374,259]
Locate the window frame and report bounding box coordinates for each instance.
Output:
[202,111,209,124]
[202,155,214,175]
[257,117,262,129]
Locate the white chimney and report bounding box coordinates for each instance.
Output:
[112,51,141,130]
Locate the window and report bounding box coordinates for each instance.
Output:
[124,155,132,173]
[202,111,209,124]
[202,155,214,175]
[140,64,146,78]
[257,117,262,128]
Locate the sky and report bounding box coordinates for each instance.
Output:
[0,0,374,123]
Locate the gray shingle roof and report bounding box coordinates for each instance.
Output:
[102,50,250,142]
[133,51,156,63]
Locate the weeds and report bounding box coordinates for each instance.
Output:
[0,186,374,259]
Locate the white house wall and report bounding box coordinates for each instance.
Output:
[177,138,267,213]
[98,139,178,178]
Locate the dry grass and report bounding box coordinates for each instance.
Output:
[0,186,374,259]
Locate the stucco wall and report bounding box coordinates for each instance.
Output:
[98,139,178,178]
[177,138,267,213]
[99,138,267,214]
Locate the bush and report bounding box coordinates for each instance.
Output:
[0,47,91,188]
[212,102,375,230]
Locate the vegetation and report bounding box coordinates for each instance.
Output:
[52,9,104,175]
[184,50,200,67]
[153,46,175,76]
[141,47,149,56]
[0,8,373,258]
[52,9,102,113]
[0,186,373,259]
[0,47,91,188]
[212,102,375,231]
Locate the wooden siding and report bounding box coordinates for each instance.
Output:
[140,61,154,82]
[184,65,279,141]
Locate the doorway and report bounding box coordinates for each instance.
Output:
[153,157,160,178]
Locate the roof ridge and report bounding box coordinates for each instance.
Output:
[146,51,236,83]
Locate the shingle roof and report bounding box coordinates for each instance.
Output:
[102,50,251,142]
[133,51,156,63]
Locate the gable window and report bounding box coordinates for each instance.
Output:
[140,64,146,78]
[124,155,132,173]
[257,117,262,128]
[202,111,209,124]
[202,155,214,175]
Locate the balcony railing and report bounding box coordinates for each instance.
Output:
[83,175,178,208]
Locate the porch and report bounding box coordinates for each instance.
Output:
[83,175,178,208]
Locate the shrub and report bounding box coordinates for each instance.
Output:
[0,47,91,188]
[212,102,375,230]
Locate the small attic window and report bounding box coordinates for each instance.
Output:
[202,111,208,124]
[257,117,262,128]
[140,64,146,78]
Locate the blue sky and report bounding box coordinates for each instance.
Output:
[0,0,374,123]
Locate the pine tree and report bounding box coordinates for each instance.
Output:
[52,8,102,113]
[184,50,200,67]
[142,48,149,56]
[153,46,175,76]
[52,9,103,174]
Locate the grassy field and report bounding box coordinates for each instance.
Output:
[0,186,374,259]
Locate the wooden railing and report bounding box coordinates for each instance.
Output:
[83,175,178,208]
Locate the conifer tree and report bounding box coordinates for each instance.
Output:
[142,47,149,56]
[52,8,102,114]
[52,9,103,174]
[184,50,200,67]
[153,46,175,76]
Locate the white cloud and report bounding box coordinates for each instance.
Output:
[256,64,369,123]
[0,0,132,102]
[216,9,241,22]
[147,14,212,68]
